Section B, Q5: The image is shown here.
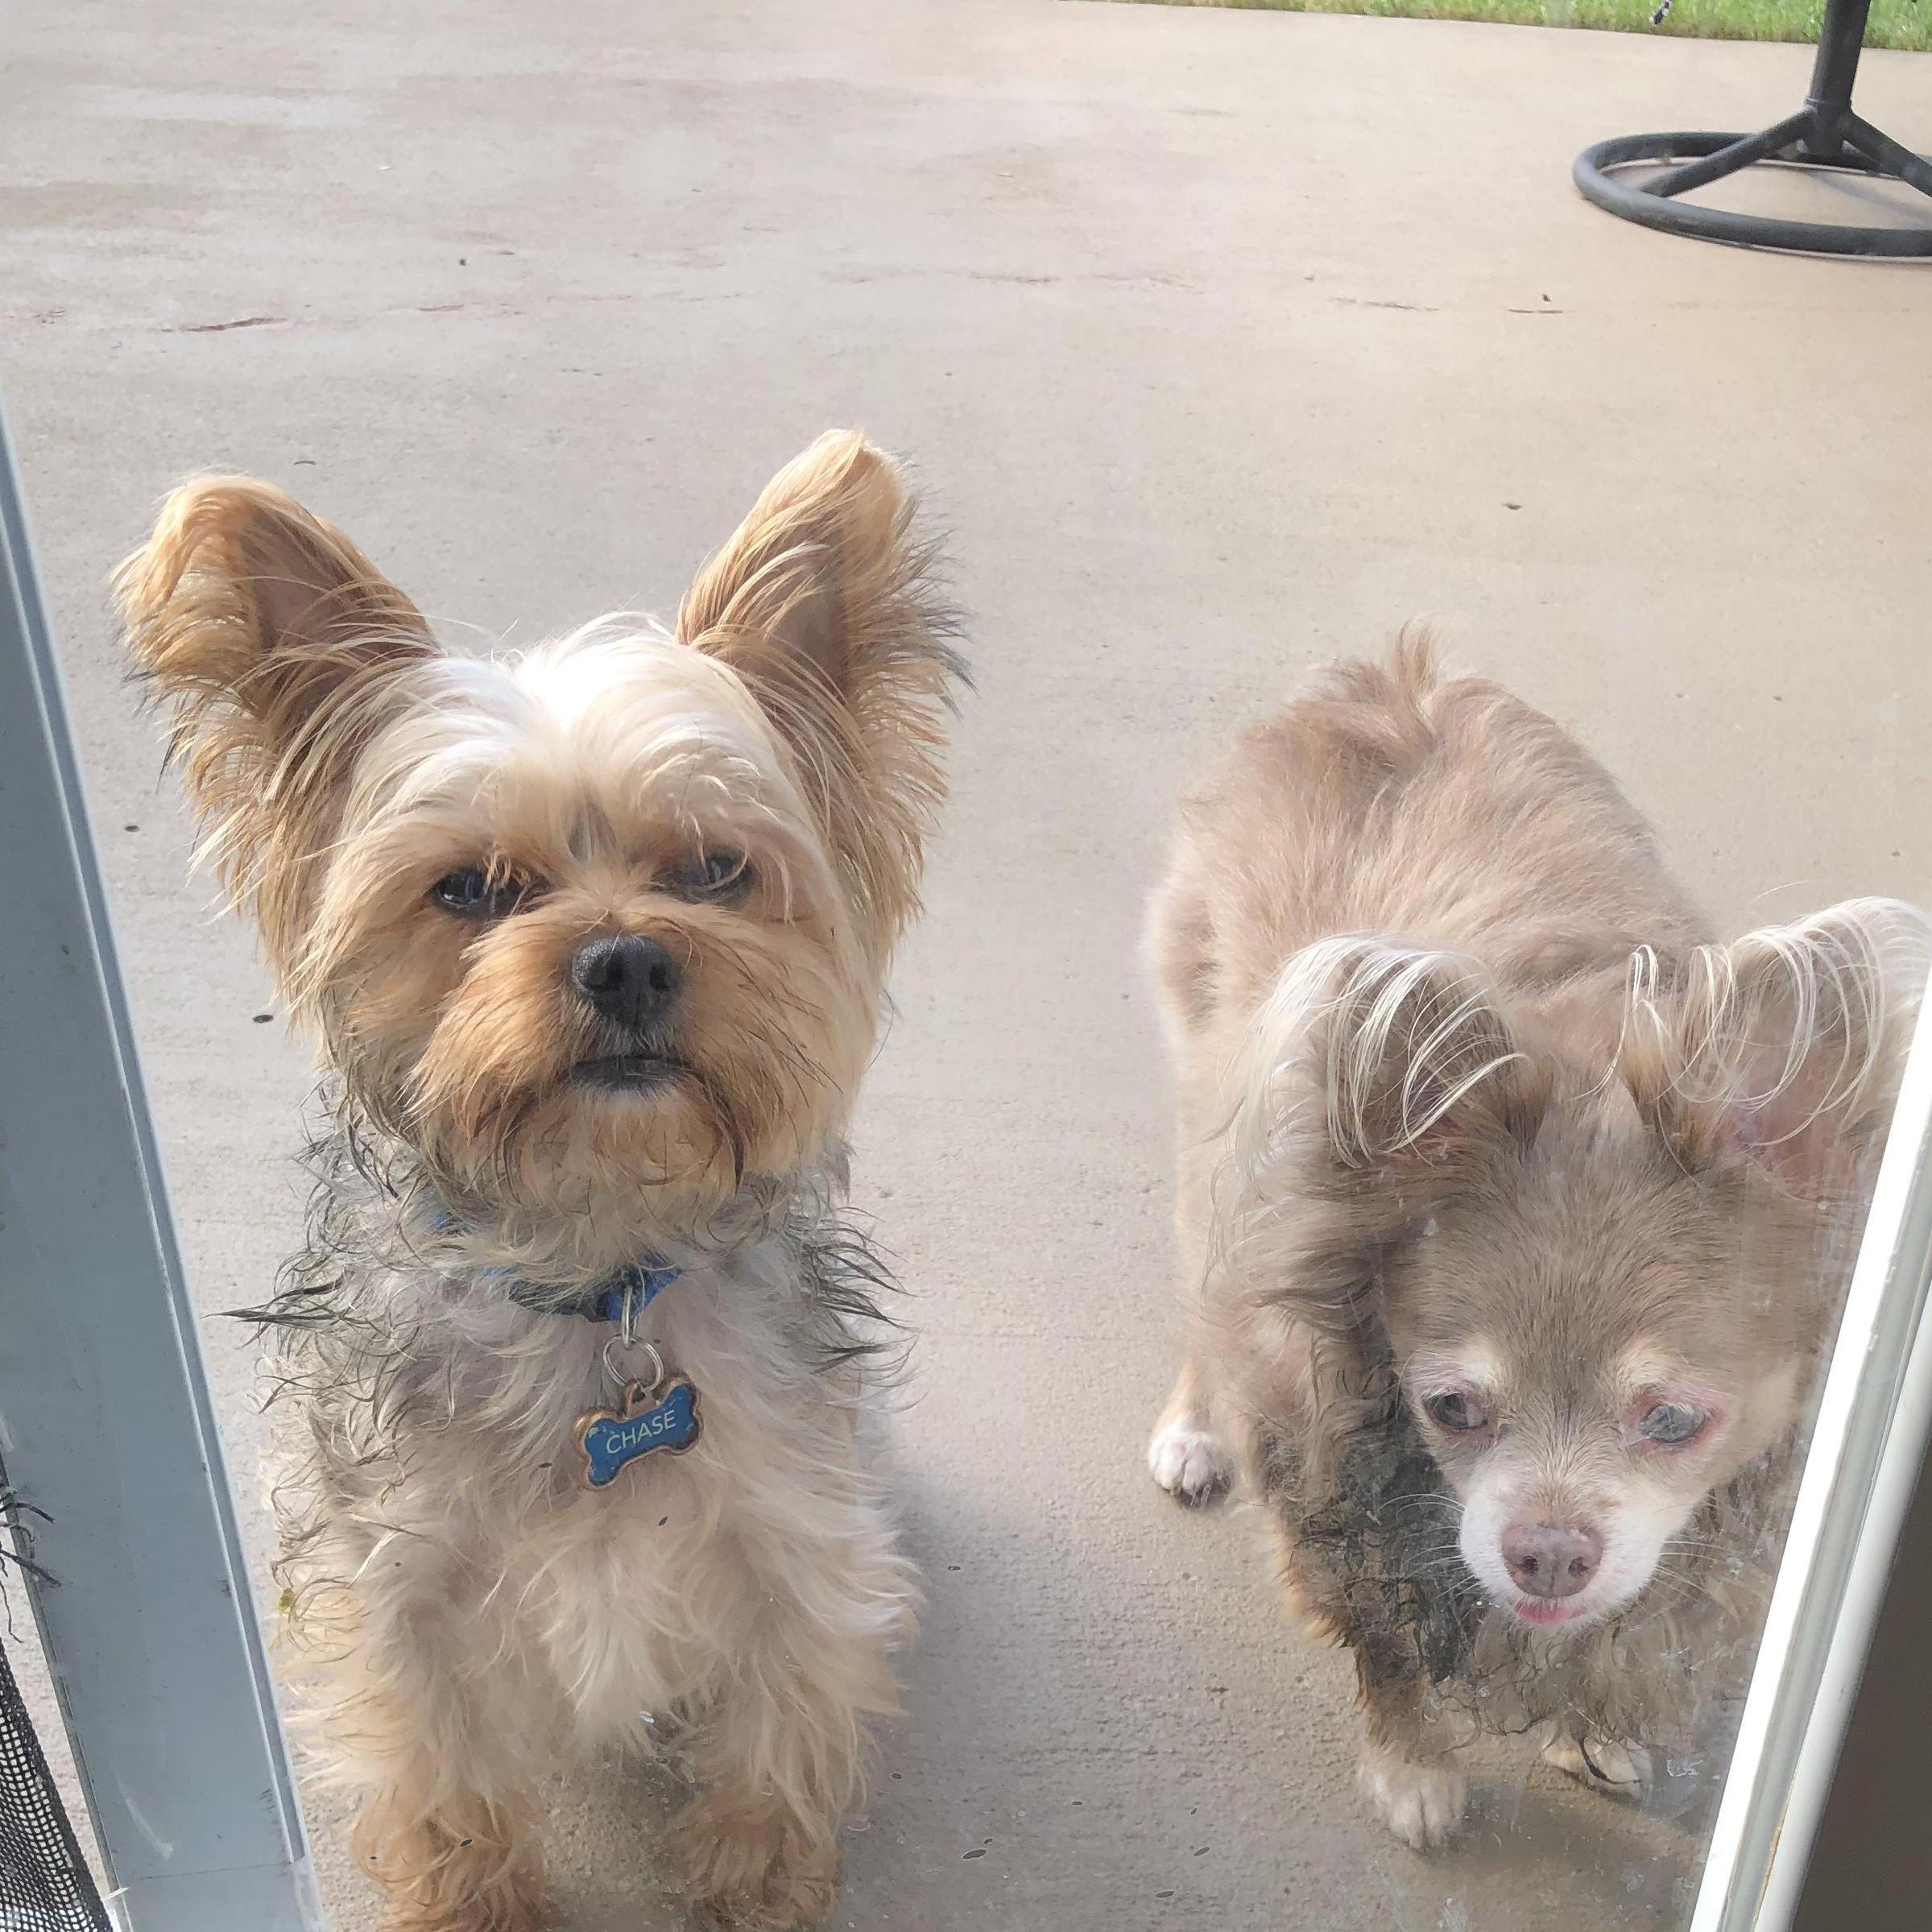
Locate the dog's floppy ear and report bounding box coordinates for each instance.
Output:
[1229,940,1524,1682]
[1227,937,1545,1341]
[1235,937,1543,1199]
[1621,900,1929,1199]
[676,431,965,957]
[117,478,435,967]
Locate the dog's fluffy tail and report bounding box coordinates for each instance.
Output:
[1290,624,1445,781]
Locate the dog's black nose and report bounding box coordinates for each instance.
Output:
[571,933,681,1032]
[1501,1522,1603,1599]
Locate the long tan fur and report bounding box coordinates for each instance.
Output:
[121,435,963,1930]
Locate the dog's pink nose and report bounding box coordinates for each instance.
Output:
[1500,1522,1603,1599]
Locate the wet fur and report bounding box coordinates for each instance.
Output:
[255,1123,911,1929]
[1147,633,1922,1842]
[120,432,962,1930]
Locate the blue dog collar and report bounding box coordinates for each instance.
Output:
[424,1206,680,1325]
[504,1260,682,1325]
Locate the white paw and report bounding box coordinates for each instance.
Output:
[1147,1417,1233,1503]
[1541,1727,1653,1798]
[1360,1751,1467,1850]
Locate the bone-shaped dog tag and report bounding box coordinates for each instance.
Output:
[575,1376,701,1489]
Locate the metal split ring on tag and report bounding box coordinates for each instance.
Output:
[601,1333,667,1400]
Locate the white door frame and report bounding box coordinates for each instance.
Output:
[0,400,321,1932]
[1690,976,1932,1932]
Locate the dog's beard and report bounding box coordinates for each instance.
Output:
[419,1061,798,1229]
[329,974,874,1260]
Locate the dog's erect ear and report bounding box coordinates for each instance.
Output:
[1237,938,1543,1187]
[676,431,964,955]
[117,478,434,968]
[1623,900,1929,1198]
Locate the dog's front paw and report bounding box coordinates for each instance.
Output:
[1359,1744,1467,1851]
[1541,1726,1653,1798]
[681,1799,838,1931]
[1147,1413,1233,1505]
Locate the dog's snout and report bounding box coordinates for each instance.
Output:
[1500,1522,1603,1600]
[571,933,681,1031]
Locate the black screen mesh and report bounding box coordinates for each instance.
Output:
[0,1636,109,1932]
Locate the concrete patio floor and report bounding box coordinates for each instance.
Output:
[6,2,1931,1927]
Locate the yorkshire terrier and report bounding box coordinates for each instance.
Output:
[1144,633,1922,1848]
[119,432,963,1930]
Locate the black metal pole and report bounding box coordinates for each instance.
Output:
[1846,114,1932,197]
[1806,0,1872,155]
[1807,0,1872,114]
[1644,110,1814,201]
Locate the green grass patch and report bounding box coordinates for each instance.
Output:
[1127,0,1932,54]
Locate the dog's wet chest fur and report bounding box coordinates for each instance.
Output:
[254,1148,900,1719]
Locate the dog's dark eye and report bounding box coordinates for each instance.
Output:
[1640,1402,1707,1446]
[1424,1391,1488,1433]
[670,850,754,900]
[429,867,525,920]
